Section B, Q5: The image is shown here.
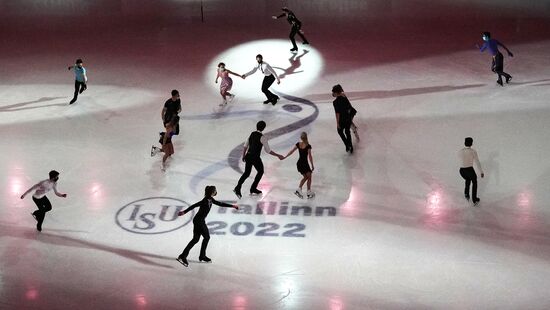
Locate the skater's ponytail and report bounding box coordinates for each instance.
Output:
[300,132,309,146]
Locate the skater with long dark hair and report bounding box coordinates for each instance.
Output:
[272,7,310,52]
[215,62,242,106]
[20,170,67,232]
[68,59,87,104]
[332,84,357,154]
[459,137,484,206]
[476,32,514,86]
[233,121,284,199]
[176,186,238,267]
[283,132,315,199]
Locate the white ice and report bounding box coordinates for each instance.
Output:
[1,1,550,309]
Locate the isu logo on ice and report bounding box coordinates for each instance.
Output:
[116,197,193,234]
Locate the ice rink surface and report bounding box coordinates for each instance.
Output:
[1,0,550,309]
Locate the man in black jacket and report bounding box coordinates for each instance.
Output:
[272,7,310,52]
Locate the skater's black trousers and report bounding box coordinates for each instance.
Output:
[491,52,511,82]
[337,123,353,149]
[181,220,210,258]
[72,80,86,102]
[32,196,52,226]
[236,155,264,191]
[289,24,307,49]
[261,75,277,100]
[459,167,478,200]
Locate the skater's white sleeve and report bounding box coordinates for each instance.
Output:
[244,65,258,77]
[473,150,484,174]
[260,136,272,153]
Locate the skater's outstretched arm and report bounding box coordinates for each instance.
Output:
[497,41,514,57]
[283,145,298,159]
[178,199,203,216]
[272,13,286,19]
[226,69,241,77]
[261,136,284,160]
[211,198,238,209]
[243,65,258,78]
[20,182,40,199]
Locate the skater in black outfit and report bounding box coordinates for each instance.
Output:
[242,55,281,105]
[332,84,357,154]
[283,132,315,199]
[176,186,238,267]
[459,137,485,205]
[20,170,67,232]
[272,7,310,52]
[233,121,284,199]
[161,90,181,134]
[476,32,514,86]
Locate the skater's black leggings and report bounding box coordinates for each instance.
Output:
[459,167,478,200]
[337,123,353,149]
[261,75,277,101]
[289,24,307,49]
[32,196,52,226]
[181,220,210,258]
[72,80,87,101]
[236,156,264,192]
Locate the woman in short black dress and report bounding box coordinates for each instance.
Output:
[176,186,238,267]
[283,132,315,199]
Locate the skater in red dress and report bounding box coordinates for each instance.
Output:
[283,132,315,199]
[215,62,242,106]
[176,186,238,267]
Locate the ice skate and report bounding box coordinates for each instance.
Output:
[307,191,315,199]
[251,189,262,195]
[150,145,160,157]
[176,256,188,267]
[294,190,304,199]
[199,256,212,263]
[233,188,242,199]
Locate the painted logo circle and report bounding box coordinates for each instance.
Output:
[115,197,193,234]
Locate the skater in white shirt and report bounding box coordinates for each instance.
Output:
[242,54,281,105]
[458,137,484,205]
[21,170,67,231]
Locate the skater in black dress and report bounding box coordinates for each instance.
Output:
[283,132,315,199]
[176,186,238,267]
